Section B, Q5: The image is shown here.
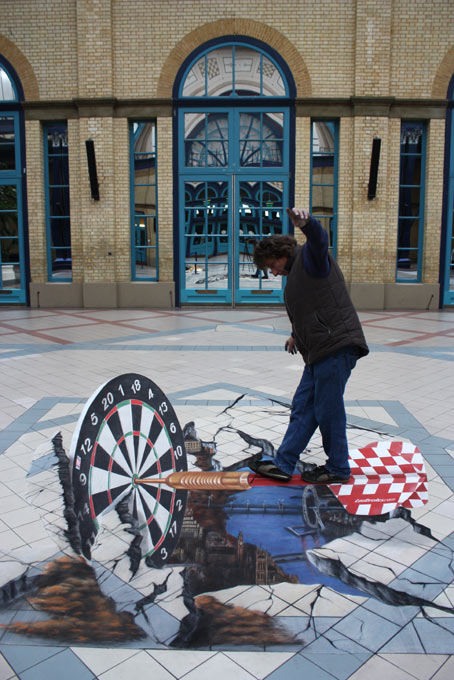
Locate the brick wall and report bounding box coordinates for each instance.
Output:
[1,0,453,306]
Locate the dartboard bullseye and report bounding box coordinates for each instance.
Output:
[70,374,187,567]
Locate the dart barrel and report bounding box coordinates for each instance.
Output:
[137,470,252,491]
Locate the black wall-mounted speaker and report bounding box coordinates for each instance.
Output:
[85,139,100,201]
[367,138,381,200]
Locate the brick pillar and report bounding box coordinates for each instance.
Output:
[25,120,46,281]
[76,0,113,98]
[424,118,445,283]
[354,0,392,97]
[157,117,174,282]
[113,118,131,283]
[293,117,311,245]
[349,0,394,285]
[76,116,117,283]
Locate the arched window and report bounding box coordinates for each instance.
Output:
[176,38,295,306]
[180,43,288,98]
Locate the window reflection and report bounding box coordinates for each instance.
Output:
[182,179,285,292]
[396,122,424,281]
[184,180,229,290]
[132,122,158,279]
[45,123,71,279]
[0,201,19,288]
[311,121,337,252]
[182,45,287,97]
[239,112,283,167]
[184,113,228,167]
[184,111,284,169]
[0,66,16,101]
[0,117,15,170]
[238,181,283,290]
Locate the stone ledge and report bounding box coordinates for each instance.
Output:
[29,282,83,308]
[117,281,175,308]
[350,282,440,310]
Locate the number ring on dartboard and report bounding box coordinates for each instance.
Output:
[69,374,187,567]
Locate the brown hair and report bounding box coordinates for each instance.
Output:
[253,235,297,268]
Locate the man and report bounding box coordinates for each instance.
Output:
[250,208,369,484]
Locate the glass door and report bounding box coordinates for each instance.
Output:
[179,107,289,305]
[0,112,26,303]
[181,176,232,304]
[180,174,287,304]
[235,177,286,303]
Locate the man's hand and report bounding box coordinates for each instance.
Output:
[286,207,310,232]
[284,336,297,354]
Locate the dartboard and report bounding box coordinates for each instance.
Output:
[69,373,187,567]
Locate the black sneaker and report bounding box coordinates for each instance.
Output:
[249,459,292,482]
[301,465,350,484]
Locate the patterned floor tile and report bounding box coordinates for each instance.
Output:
[1,309,454,678]
[378,653,448,680]
[431,656,454,679]
[96,650,174,679]
[71,648,142,677]
[224,651,294,679]
[347,654,422,680]
[176,653,257,680]
[11,649,94,680]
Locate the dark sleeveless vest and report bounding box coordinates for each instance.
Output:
[284,245,369,365]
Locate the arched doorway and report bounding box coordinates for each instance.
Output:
[175,38,295,305]
[0,57,27,304]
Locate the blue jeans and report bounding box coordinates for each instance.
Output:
[274,347,359,477]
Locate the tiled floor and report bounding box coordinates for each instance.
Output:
[0,306,454,679]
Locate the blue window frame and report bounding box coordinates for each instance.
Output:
[0,112,21,174]
[396,121,426,282]
[0,170,23,300]
[310,120,338,257]
[181,108,289,172]
[1,58,26,303]
[130,121,158,280]
[44,122,71,281]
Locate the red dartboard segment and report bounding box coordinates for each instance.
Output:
[249,441,428,517]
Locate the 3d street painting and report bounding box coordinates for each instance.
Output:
[1,374,454,652]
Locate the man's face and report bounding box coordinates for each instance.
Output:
[264,256,289,276]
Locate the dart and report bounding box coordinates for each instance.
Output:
[135,439,428,516]
[135,469,252,490]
